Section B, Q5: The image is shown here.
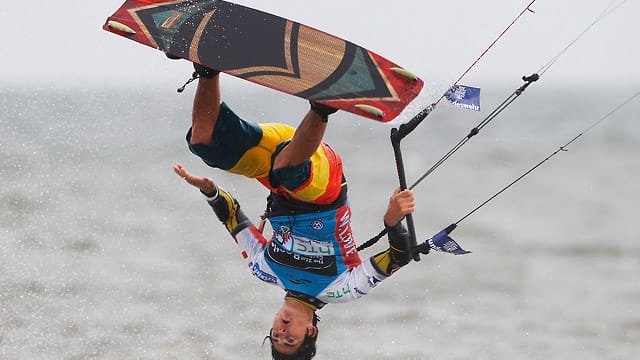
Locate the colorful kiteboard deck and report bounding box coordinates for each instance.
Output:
[103,0,423,122]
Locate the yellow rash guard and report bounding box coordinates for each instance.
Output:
[187,102,344,205]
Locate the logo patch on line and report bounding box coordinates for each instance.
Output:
[274,226,293,250]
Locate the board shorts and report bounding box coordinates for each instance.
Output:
[187,102,344,204]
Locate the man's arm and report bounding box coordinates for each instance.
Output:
[173,163,217,195]
[370,188,415,276]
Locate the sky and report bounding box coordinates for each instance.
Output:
[1,0,638,91]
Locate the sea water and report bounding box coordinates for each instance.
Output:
[1,85,639,359]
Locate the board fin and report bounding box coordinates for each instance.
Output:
[107,20,136,35]
[355,104,384,118]
[390,67,419,82]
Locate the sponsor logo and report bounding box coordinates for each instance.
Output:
[273,226,335,256]
[336,207,358,257]
[354,287,367,296]
[266,242,338,276]
[295,238,334,256]
[252,263,277,285]
[326,285,351,299]
[310,220,324,230]
[367,276,382,288]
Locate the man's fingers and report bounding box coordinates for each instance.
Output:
[173,164,191,178]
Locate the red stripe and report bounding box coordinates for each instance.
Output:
[248,225,269,247]
[311,143,344,204]
[334,205,362,270]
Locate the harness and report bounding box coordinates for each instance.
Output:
[263,176,348,219]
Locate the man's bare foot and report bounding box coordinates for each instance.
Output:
[173,164,217,195]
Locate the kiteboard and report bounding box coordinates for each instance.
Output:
[103,0,424,122]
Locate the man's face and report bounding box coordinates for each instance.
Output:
[270,308,314,355]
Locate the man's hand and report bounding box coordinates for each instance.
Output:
[173,163,217,196]
[383,188,415,227]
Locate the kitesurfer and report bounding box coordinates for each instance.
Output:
[174,63,415,359]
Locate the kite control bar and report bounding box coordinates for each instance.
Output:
[390,104,436,261]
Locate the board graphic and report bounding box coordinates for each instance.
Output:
[104,0,424,122]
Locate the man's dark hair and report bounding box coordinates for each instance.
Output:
[266,312,319,360]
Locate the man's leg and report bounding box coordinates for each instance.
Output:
[272,102,336,169]
[190,75,221,145]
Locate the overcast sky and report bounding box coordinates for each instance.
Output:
[1,0,638,91]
